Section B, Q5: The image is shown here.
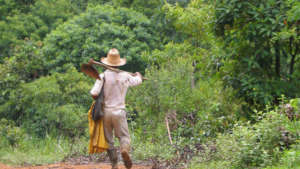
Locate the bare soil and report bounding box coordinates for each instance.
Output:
[0,154,153,169]
[0,162,152,169]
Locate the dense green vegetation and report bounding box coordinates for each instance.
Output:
[0,0,299,168]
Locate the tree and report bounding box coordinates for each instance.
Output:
[0,0,35,19]
[0,0,81,61]
[163,0,225,86]
[215,0,300,106]
[41,5,162,73]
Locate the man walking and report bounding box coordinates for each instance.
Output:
[90,48,143,169]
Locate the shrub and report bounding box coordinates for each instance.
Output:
[0,118,26,147]
[0,38,47,117]
[127,54,242,159]
[264,143,300,169]
[213,106,298,168]
[0,65,93,137]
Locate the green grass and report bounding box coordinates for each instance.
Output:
[0,129,175,167]
[187,143,300,169]
[188,160,231,169]
[0,135,89,166]
[130,130,176,161]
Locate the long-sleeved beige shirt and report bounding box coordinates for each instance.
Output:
[90,69,142,112]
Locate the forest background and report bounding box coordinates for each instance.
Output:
[0,0,299,168]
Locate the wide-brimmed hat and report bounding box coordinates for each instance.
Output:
[101,48,126,67]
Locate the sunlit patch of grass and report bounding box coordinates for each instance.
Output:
[188,160,231,169]
[0,135,89,166]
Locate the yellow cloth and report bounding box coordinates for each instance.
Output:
[88,102,109,154]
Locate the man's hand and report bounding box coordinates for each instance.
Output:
[134,72,143,80]
[91,94,98,100]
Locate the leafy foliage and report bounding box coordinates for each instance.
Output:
[41,5,162,73]
[0,0,299,168]
[0,0,34,18]
[0,118,26,147]
[215,0,300,106]
[264,144,300,169]
[164,0,214,46]
[163,1,227,79]
[128,50,242,149]
[189,100,300,168]
[0,39,44,119]
[0,0,81,61]
[203,102,299,168]
[0,66,92,137]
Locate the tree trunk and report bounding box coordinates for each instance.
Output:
[191,60,196,89]
[275,42,281,77]
[289,43,299,75]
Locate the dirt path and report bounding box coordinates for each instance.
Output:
[0,162,152,169]
[0,153,154,169]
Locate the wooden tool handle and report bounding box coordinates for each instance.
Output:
[89,59,147,80]
[81,63,100,79]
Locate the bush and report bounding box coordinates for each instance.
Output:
[0,65,93,137]
[127,54,242,160]
[0,118,26,147]
[212,105,298,168]
[264,143,300,169]
[0,39,46,118]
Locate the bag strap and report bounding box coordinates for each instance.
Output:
[101,72,105,103]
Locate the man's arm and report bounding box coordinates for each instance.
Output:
[120,72,143,87]
[90,73,104,99]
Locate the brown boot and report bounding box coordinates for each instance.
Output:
[107,149,118,169]
[121,145,132,169]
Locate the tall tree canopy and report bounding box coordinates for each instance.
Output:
[41,5,162,73]
[215,0,300,105]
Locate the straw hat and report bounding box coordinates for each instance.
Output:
[101,48,126,67]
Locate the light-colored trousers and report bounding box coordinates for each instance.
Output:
[103,110,130,150]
